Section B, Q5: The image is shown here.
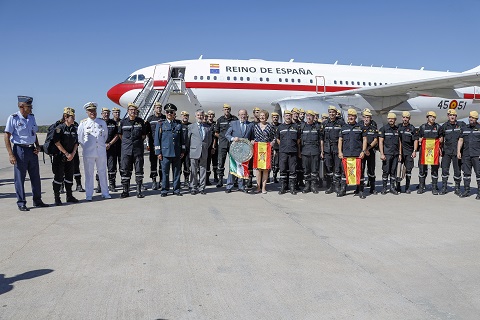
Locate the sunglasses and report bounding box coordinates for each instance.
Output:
[166,111,175,114]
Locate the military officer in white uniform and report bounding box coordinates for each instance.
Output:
[77,102,111,201]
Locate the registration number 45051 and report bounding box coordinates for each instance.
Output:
[437,100,467,110]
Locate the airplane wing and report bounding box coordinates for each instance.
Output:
[273,70,480,112]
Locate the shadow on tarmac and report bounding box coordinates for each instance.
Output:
[0,269,54,295]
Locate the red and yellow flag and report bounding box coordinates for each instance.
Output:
[253,142,271,170]
[342,157,362,186]
[421,138,440,165]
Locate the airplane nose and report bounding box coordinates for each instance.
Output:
[107,84,124,105]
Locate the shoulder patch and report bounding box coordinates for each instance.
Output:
[56,127,61,133]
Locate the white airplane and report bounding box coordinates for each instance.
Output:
[107,57,480,125]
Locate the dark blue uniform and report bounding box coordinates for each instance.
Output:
[155,119,185,196]
[215,114,238,186]
[271,122,281,183]
[276,122,300,194]
[459,122,480,198]
[398,123,418,193]
[146,113,166,188]
[323,118,345,193]
[418,122,442,194]
[379,124,400,194]
[299,122,322,193]
[339,122,366,197]
[104,118,119,190]
[361,122,378,193]
[440,120,465,194]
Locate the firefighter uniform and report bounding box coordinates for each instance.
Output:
[299,111,323,194]
[378,113,401,195]
[440,109,465,195]
[271,114,281,183]
[180,111,191,187]
[458,111,480,199]
[112,107,122,180]
[119,103,147,198]
[215,105,238,187]
[146,110,166,190]
[323,107,345,194]
[360,110,378,195]
[104,114,119,192]
[205,110,218,185]
[398,111,418,194]
[417,111,443,194]
[51,107,79,205]
[276,112,300,195]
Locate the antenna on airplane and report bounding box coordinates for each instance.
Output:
[198,55,203,60]
[420,67,424,70]
[289,59,294,62]
[334,61,338,65]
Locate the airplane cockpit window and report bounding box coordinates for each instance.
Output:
[125,75,137,82]
[138,74,145,81]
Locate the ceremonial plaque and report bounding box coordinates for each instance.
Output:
[230,139,253,163]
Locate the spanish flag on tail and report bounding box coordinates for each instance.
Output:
[420,138,440,165]
[253,142,271,170]
[342,157,362,186]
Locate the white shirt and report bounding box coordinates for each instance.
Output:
[77,117,108,157]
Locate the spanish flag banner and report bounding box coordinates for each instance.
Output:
[421,138,440,165]
[253,142,272,169]
[342,157,362,186]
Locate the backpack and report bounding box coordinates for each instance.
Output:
[42,122,60,155]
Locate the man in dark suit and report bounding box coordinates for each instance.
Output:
[225,109,255,193]
[187,109,213,195]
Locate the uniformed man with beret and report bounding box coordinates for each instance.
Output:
[298,108,306,123]
[291,108,300,124]
[77,102,111,201]
[4,96,49,211]
[155,103,185,197]
[398,111,419,193]
[252,107,261,123]
[378,112,401,195]
[299,110,323,193]
[205,110,218,185]
[270,111,281,183]
[215,104,238,187]
[323,105,345,194]
[101,107,120,192]
[417,111,443,194]
[276,110,301,195]
[457,110,480,199]
[338,108,368,198]
[118,103,147,198]
[51,107,79,205]
[145,102,166,190]
[360,108,378,194]
[180,111,192,188]
[439,109,465,195]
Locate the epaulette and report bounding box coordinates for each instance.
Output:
[31,113,34,116]
[12,113,18,117]
[81,118,88,123]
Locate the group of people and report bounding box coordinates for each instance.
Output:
[5,95,480,211]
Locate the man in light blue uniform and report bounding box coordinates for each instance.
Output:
[4,96,49,211]
[154,103,185,197]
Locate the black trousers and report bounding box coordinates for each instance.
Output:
[107,148,118,178]
[325,152,342,182]
[73,152,81,180]
[52,155,74,185]
[302,154,319,181]
[362,151,376,181]
[206,146,218,176]
[121,152,144,182]
[271,149,280,174]
[279,152,297,180]
[217,145,229,177]
[441,153,462,182]
[462,155,480,185]
[382,154,398,180]
[148,148,161,178]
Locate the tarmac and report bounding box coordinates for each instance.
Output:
[1,134,479,319]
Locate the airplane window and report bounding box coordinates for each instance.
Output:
[379,82,382,85]
[240,77,243,81]
[260,77,263,82]
[128,75,137,82]
[285,78,288,82]
[309,79,313,83]
[334,80,337,84]
[279,78,282,82]
[227,76,230,80]
[363,82,366,86]
[374,82,377,86]
[266,78,269,82]
[234,76,237,81]
[368,82,371,86]
[357,81,360,85]
[291,79,294,83]
[351,81,354,85]
[214,76,217,80]
[194,76,197,80]
[340,81,343,85]
[138,74,145,81]
[200,76,204,80]
[207,76,210,80]
[298,79,301,83]
[247,77,250,81]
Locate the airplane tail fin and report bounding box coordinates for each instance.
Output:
[464,65,480,73]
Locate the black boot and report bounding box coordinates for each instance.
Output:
[318,178,323,189]
[390,178,399,195]
[336,181,346,197]
[53,182,62,206]
[136,181,145,198]
[439,179,448,195]
[302,180,311,194]
[359,184,366,199]
[290,179,297,195]
[417,177,426,194]
[369,178,377,195]
[216,175,223,188]
[381,179,388,195]
[65,184,79,203]
[75,176,85,192]
[247,176,253,189]
[405,176,411,194]
[60,182,65,194]
[184,176,190,188]
[325,176,334,194]
[120,181,130,198]
[108,175,116,192]
[213,171,219,183]
[476,188,480,200]
[205,173,212,186]
[151,177,158,190]
[454,181,461,195]
[311,180,319,194]
[396,181,401,193]
[432,178,439,195]
[278,179,287,194]
[95,177,101,194]
[460,179,471,198]
[273,171,279,184]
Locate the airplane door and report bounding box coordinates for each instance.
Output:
[152,64,171,82]
[316,76,326,94]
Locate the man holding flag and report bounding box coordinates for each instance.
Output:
[338,109,367,199]
[225,109,255,193]
[417,111,443,194]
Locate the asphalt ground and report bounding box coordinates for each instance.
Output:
[0,134,479,319]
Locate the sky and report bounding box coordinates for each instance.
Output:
[1,0,479,125]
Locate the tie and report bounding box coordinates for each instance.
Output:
[241,122,245,135]
[199,123,204,139]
